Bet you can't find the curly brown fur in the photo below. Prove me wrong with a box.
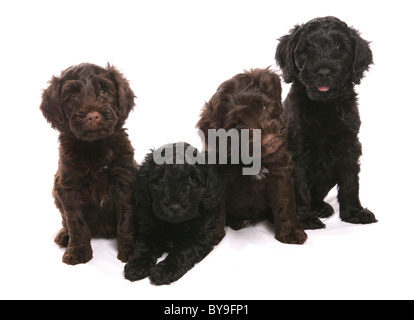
[40,63,138,264]
[197,68,307,245]
[124,143,225,285]
[275,16,377,229]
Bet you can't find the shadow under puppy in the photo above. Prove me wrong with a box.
[197,68,307,245]
[275,16,377,229]
[124,143,225,285]
[40,63,138,264]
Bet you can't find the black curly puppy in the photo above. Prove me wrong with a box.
[124,143,225,285]
[275,16,377,229]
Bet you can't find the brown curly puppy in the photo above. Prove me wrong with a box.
[40,63,138,265]
[197,68,307,245]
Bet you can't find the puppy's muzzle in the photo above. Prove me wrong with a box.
[168,203,182,214]
[86,111,102,129]
[316,68,332,92]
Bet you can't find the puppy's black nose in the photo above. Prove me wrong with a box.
[169,203,182,214]
[86,111,102,125]
[317,68,331,80]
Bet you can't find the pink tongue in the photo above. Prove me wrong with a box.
[318,86,330,92]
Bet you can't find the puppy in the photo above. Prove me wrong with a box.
[124,143,225,285]
[275,16,377,229]
[197,68,307,245]
[40,63,138,264]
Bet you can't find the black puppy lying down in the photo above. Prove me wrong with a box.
[124,143,225,285]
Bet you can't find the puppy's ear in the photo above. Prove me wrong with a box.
[275,25,302,83]
[197,100,217,151]
[106,64,136,125]
[196,92,226,135]
[201,161,225,210]
[349,27,373,84]
[40,76,66,131]
[197,100,212,128]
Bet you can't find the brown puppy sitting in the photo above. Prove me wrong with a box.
[40,63,138,265]
[197,68,307,244]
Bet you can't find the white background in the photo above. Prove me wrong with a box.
[1,0,413,300]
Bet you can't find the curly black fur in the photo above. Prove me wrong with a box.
[275,16,377,229]
[124,143,226,285]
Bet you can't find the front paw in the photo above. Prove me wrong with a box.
[54,228,69,247]
[313,202,334,218]
[62,244,92,265]
[227,218,251,230]
[275,227,308,245]
[124,258,155,282]
[117,245,134,263]
[299,215,326,230]
[150,262,183,286]
[341,208,377,225]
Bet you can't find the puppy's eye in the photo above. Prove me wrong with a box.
[335,45,343,52]
[66,94,76,102]
[101,88,107,94]
[188,176,199,185]
[158,177,165,183]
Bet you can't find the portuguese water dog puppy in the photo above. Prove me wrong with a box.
[124,143,225,285]
[40,63,138,264]
[197,68,307,245]
[275,16,377,229]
